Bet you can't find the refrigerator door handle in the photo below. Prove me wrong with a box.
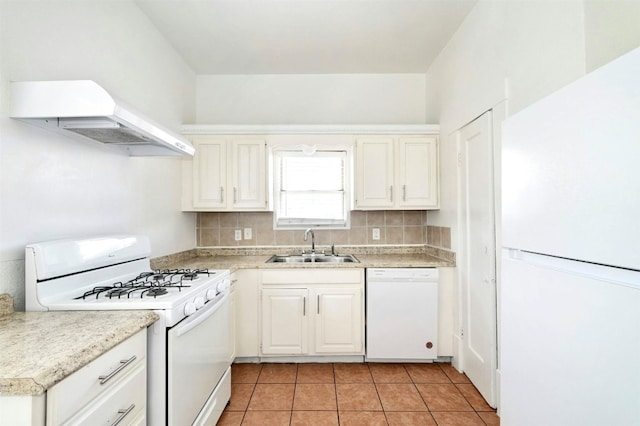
[503,249,640,291]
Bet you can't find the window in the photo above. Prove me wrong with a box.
[273,147,350,229]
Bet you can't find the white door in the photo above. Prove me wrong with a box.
[458,111,497,406]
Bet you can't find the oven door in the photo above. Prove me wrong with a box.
[167,291,231,426]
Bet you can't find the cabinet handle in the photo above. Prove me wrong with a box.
[234,187,237,203]
[98,355,136,385]
[303,297,306,316]
[390,186,393,202]
[112,404,135,426]
[403,185,407,201]
[317,295,320,314]
[220,187,224,203]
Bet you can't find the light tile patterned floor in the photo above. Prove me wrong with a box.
[218,362,500,426]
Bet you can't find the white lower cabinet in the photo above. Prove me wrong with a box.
[314,287,363,354]
[233,269,260,358]
[261,288,309,355]
[0,330,147,426]
[260,269,364,356]
[46,329,147,426]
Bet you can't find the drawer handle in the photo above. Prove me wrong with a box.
[98,355,137,385]
[112,403,135,426]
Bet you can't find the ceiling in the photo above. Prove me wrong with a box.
[135,0,477,74]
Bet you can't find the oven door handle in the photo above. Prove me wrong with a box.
[174,292,229,337]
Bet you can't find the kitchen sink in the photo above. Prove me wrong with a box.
[266,254,359,264]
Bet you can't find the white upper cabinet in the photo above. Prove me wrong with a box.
[231,138,268,209]
[182,135,268,211]
[354,137,395,209]
[355,135,439,210]
[182,125,438,212]
[191,137,227,209]
[397,136,439,208]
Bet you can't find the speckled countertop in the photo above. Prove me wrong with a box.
[0,301,158,396]
[152,245,456,271]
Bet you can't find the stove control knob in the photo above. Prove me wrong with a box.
[194,296,205,309]
[206,288,218,300]
[217,279,230,293]
[184,302,197,316]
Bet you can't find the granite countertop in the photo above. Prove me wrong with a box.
[0,305,159,396]
[152,245,456,271]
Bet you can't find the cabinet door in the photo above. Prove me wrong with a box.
[261,288,309,355]
[355,138,394,209]
[397,137,439,208]
[192,136,227,209]
[313,287,364,354]
[231,138,268,210]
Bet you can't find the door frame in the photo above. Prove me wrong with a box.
[455,100,507,409]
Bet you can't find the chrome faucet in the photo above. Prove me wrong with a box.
[304,228,315,254]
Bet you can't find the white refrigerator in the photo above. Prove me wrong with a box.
[500,47,640,425]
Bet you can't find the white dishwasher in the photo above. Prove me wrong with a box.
[366,268,438,361]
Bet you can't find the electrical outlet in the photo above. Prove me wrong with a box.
[234,230,242,241]
[244,228,252,240]
[372,228,381,240]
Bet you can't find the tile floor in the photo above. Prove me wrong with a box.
[218,362,500,426]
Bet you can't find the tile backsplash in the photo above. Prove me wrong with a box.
[197,211,451,249]
[426,225,452,250]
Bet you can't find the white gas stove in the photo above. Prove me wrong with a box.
[24,235,233,425]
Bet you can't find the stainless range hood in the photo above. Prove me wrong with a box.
[9,80,195,156]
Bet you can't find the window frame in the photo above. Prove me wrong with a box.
[271,144,352,230]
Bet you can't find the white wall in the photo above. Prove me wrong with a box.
[425,0,640,248]
[584,0,640,72]
[196,74,427,124]
[0,1,196,310]
[424,0,588,248]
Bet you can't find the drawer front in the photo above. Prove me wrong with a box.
[47,329,146,425]
[262,269,363,285]
[60,361,146,426]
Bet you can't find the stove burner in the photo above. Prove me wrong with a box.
[73,268,213,301]
[145,287,168,297]
[107,287,133,299]
[182,272,199,280]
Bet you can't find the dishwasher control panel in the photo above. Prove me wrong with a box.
[366,268,439,282]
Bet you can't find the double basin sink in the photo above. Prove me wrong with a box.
[266,253,359,264]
